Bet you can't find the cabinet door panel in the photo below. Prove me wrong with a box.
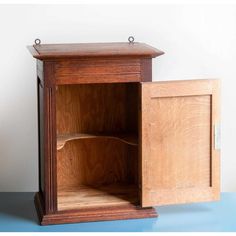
[141,79,220,207]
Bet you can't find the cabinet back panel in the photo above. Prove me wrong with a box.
[57,139,138,188]
[56,83,138,134]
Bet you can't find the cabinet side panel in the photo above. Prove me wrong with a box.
[38,77,44,194]
[140,59,152,82]
[43,62,57,214]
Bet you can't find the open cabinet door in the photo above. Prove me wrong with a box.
[141,79,220,207]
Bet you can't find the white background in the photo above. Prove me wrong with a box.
[0,4,235,192]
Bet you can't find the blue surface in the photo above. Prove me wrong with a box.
[0,192,235,232]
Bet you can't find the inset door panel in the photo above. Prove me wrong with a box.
[141,79,220,207]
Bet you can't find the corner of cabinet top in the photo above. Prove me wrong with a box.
[27,42,164,60]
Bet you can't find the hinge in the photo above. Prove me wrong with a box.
[214,123,221,150]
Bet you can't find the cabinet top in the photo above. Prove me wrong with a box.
[27,42,164,60]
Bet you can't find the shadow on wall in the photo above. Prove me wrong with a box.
[0,193,37,224]
[0,58,38,192]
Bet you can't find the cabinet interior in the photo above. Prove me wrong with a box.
[56,83,139,211]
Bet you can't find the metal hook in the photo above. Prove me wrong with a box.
[34,38,41,45]
[128,36,134,43]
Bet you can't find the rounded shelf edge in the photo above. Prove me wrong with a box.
[57,133,138,151]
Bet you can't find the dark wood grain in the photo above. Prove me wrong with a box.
[29,41,220,226]
[30,41,160,225]
[34,191,45,224]
[28,42,164,60]
[55,58,141,84]
[35,192,157,226]
[37,77,44,195]
[43,62,57,214]
[141,59,152,82]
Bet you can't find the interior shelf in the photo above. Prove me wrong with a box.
[57,133,138,150]
[57,183,138,211]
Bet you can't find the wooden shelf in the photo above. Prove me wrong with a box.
[57,184,138,211]
[57,133,138,150]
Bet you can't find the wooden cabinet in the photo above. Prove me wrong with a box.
[28,42,220,225]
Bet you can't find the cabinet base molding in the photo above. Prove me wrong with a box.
[34,192,158,225]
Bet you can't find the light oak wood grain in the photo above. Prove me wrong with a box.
[57,184,138,211]
[56,83,138,134]
[56,83,139,211]
[57,133,138,150]
[57,138,138,188]
[141,79,220,207]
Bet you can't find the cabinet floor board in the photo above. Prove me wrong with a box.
[58,184,139,211]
